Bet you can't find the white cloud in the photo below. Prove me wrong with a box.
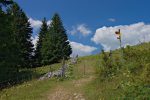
[31,37,97,56]
[70,26,77,35]
[92,22,150,51]
[29,18,42,29]
[108,18,116,22]
[69,24,92,36]
[31,35,39,48]
[29,18,50,48]
[70,41,97,56]
[47,20,52,26]
[77,24,92,36]
[29,18,51,48]
[31,35,97,56]
[29,18,51,30]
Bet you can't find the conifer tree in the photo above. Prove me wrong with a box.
[34,18,48,66]
[0,1,19,81]
[41,13,72,65]
[0,0,13,5]
[8,3,33,67]
[40,29,54,65]
[49,13,72,62]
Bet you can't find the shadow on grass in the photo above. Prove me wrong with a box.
[0,69,44,90]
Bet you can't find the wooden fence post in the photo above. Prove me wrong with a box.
[84,60,86,75]
[62,57,65,77]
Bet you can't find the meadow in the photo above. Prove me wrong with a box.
[0,42,150,100]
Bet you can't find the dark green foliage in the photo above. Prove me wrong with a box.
[123,84,150,99]
[0,1,34,84]
[34,18,48,66]
[65,63,74,79]
[101,50,108,65]
[40,30,55,65]
[100,50,117,78]
[142,63,150,84]
[8,3,33,67]
[0,1,72,87]
[0,0,13,5]
[41,13,72,65]
[49,13,72,60]
[0,1,19,82]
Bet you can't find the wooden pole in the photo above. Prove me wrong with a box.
[118,29,122,48]
[115,29,124,63]
[62,57,65,77]
[84,60,86,75]
[118,29,124,63]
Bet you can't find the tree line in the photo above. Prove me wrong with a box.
[0,0,72,82]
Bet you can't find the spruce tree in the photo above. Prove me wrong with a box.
[8,3,33,67]
[40,29,54,65]
[0,1,19,82]
[0,0,13,5]
[34,18,48,66]
[40,13,72,65]
[48,13,72,63]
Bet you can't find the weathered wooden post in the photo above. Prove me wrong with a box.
[61,57,65,77]
[76,54,78,64]
[109,50,112,68]
[115,29,124,63]
[115,29,122,48]
[83,60,86,75]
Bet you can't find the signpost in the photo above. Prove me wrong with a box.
[115,29,124,63]
[115,29,122,48]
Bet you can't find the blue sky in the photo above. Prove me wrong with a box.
[14,0,150,56]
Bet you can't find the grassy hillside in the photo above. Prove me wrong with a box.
[84,42,150,99]
[0,63,62,100]
[0,55,98,100]
[0,42,149,100]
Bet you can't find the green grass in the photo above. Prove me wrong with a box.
[31,63,62,77]
[0,78,59,100]
[0,42,150,100]
[83,42,150,100]
[20,63,62,81]
[0,56,98,100]
[0,63,62,100]
[74,55,98,78]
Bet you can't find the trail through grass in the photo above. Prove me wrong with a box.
[46,56,97,100]
[0,55,98,100]
[1,43,149,100]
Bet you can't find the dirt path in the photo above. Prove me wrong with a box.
[47,86,85,100]
[47,58,96,100]
[47,76,94,100]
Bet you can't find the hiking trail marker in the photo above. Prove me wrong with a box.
[115,29,122,48]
